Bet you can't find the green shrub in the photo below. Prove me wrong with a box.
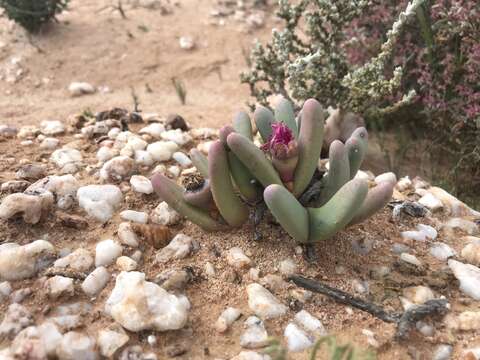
[0,0,69,32]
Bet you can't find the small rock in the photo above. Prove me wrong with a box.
[100,156,135,182]
[54,248,94,272]
[0,124,17,138]
[0,192,53,224]
[247,283,287,319]
[155,268,191,291]
[56,331,97,360]
[16,163,47,180]
[10,322,62,359]
[240,316,269,349]
[396,176,412,192]
[0,281,12,300]
[179,36,195,50]
[77,184,123,223]
[118,222,139,247]
[444,218,479,235]
[259,274,286,293]
[156,234,197,263]
[402,286,435,305]
[40,120,65,135]
[40,137,60,149]
[294,310,326,336]
[227,247,252,269]
[97,325,129,358]
[1,180,30,193]
[0,304,33,339]
[284,323,314,352]
[418,193,443,212]
[81,267,110,297]
[17,125,40,139]
[215,307,242,333]
[204,262,215,277]
[46,276,74,299]
[68,82,96,96]
[51,148,83,173]
[172,152,192,167]
[428,187,480,217]
[97,147,117,163]
[11,288,32,303]
[416,320,434,337]
[461,243,480,266]
[401,224,437,242]
[289,288,313,303]
[391,243,411,254]
[105,271,190,332]
[197,141,214,154]
[151,201,181,226]
[139,123,165,139]
[448,259,480,300]
[429,242,456,261]
[352,279,369,294]
[95,239,123,267]
[116,256,138,271]
[134,150,154,166]
[167,165,181,178]
[166,114,188,131]
[432,344,453,360]
[130,175,153,194]
[0,240,55,281]
[147,141,179,162]
[161,129,192,146]
[120,210,148,224]
[279,258,297,276]
[26,174,79,210]
[400,253,423,267]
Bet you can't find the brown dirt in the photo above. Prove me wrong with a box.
[1,1,479,359]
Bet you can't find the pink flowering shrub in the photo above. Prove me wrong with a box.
[346,0,480,201]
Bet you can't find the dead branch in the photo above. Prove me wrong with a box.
[288,275,449,340]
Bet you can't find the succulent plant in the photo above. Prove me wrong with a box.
[151,97,395,244]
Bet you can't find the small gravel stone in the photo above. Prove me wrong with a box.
[284,323,314,352]
[151,201,181,226]
[118,222,139,247]
[247,283,287,319]
[227,247,252,270]
[432,344,453,360]
[116,256,138,271]
[81,267,110,297]
[105,271,190,332]
[172,152,192,167]
[130,175,153,194]
[429,242,456,261]
[448,259,480,300]
[56,331,97,359]
[278,258,297,276]
[46,276,74,299]
[240,316,269,349]
[54,248,93,272]
[120,210,149,224]
[95,239,123,267]
[156,234,197,263]
[97,326,129,358]
[215,307,242,333]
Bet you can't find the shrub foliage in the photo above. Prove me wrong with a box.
[0,0,69,32]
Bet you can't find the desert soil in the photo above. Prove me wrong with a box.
[0,1,479,359]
